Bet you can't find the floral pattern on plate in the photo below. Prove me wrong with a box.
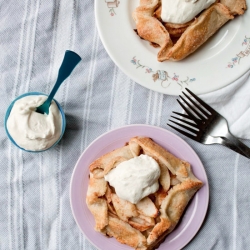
[131,57,196,89]
[227,36,250,68]
[105,0,120,16]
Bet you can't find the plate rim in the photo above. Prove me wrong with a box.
[70,124,210,250]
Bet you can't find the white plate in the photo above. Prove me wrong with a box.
[95,0,250,95]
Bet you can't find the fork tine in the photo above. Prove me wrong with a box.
[177,99,200,122]
[179,95,204,120]
[173,111,192,120]
[182,91,210,117]
[169,119,198,135]
[185,88,216,114]
[167,123,197,140]
[170,115,198,128]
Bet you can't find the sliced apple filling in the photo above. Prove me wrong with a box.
[86,137,203,250]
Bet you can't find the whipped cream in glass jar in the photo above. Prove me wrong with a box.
[5,92,65,152]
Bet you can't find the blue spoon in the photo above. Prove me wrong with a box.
[36,50,81,114]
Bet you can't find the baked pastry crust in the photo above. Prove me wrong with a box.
[133,0,247,61]
[86,137,203,250]
[166,3,233,61]
[221,0,247,14]
[133,0,173,61]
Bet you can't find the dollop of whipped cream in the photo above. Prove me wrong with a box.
[161,0,216,24]
[104,155,161,204]
[7,95,62,151]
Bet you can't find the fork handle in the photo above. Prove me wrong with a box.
[220,137,250,158]
[223,132,250,159]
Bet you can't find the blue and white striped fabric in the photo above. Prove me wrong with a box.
[0,1,250,250]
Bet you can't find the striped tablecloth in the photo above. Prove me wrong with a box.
[1,1,250,249]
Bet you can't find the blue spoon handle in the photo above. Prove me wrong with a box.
[46,50,81,105]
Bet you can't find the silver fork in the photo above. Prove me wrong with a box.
[167,88,250,159]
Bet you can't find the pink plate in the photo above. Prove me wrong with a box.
[70,124,209,250]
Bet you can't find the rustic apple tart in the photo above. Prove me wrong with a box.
[133,0,247,61]
[86,136,203,250]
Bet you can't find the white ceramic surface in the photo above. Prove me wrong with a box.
[95,0,250,95]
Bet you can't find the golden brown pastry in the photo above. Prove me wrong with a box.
[86,137,203,250]
[132,0,173,61]
[133,0,247,61]
[166,3,233,61]
[221,0,247,14]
